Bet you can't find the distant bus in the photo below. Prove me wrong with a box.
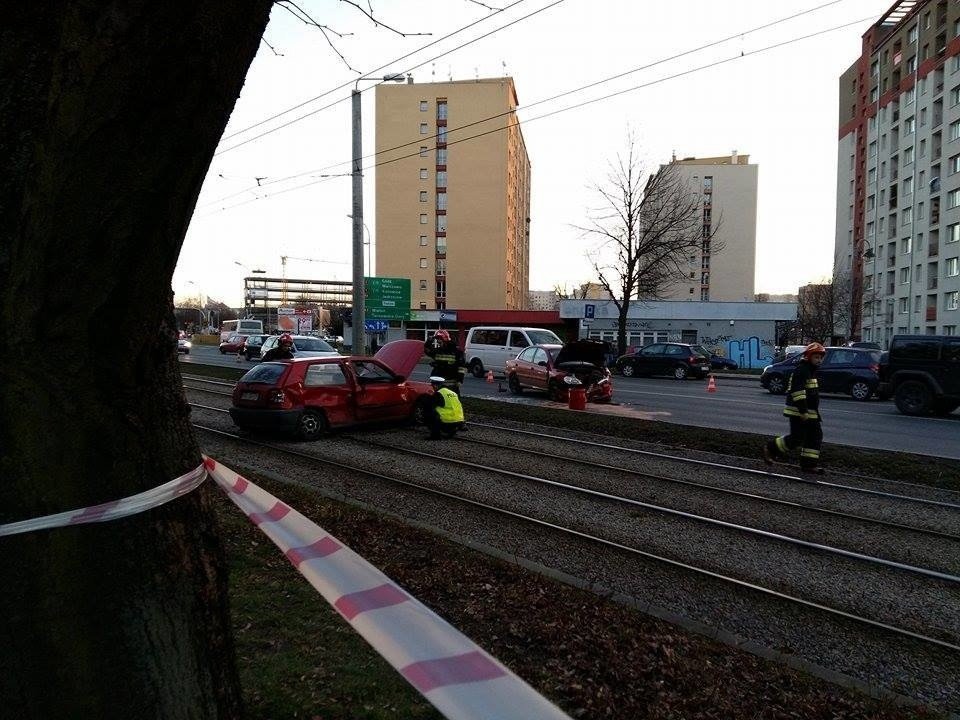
[220,319,264,342]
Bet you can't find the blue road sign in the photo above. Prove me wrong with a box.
[364,320,389,333]
[584,304,595,319]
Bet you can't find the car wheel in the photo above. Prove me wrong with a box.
[508,373,523,395]
[296,410,328,441]
[849,380,873,401]
[547,380,563,402]
[470,360,484,378]
[620,362,635,378]
[673,365,688,380]
[894,381,932,416]
[411,397,432,425]
[932,400,960,416]
[767,374,786,395]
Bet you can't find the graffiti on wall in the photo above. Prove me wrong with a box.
[725,336,775,369]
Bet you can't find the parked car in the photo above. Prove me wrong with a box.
[464,326,563,377]
[849,341,881,350]
[176,332,191,354]
[505,340,613,402]
[241,334,269,361]
[878,335,960,415]
[219,334,247,354]
[229,340,433,440]
[615,343,711,380]
[259,334,339,359]
[693,345,739,370]
[760,347,882,400]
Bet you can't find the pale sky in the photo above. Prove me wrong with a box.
[177,0,892,308]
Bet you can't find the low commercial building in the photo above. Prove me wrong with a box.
[558,299,797,368]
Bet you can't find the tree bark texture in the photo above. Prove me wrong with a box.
[0,2,272,717]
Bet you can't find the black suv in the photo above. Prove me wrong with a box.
[879,335,960,416]
[615,343,711,380]
[760,347,882,401]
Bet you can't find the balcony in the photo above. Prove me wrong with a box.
[926,306,937,321]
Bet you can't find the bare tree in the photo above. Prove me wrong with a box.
[797,263,859,345]
[554,283,589,300]
[577,137,721,355]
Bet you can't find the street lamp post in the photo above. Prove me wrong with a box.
[351,73,405,353]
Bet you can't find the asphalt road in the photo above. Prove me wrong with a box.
[179,345,960,459]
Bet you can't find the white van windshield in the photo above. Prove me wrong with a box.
[526,329,561,345]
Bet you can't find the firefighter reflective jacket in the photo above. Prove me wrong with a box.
[435,387,465,423]
[784,360,820,420]
[429,342,466,383]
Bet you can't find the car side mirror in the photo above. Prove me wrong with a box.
[394,375,406,383]
[537,361,547,367]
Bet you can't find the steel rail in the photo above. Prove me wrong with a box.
[452,436,960,542]
[466,422,960,511]
[190,420,960,654]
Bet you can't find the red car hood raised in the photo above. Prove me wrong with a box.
[374,339,425,378]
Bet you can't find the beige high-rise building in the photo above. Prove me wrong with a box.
[375,77,531,310]
[661,153,758,302]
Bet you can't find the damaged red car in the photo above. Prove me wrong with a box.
[505,340,613,402]
[229,340,434,440]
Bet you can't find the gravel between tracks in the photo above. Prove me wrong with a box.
[188,396,960,711]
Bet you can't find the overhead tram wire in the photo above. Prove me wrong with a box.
[211,0,565,159]
[219,0,527,143]
[203,0,850,206]
[198,13,873,218]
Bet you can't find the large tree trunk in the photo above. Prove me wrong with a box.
[0,2,272,717]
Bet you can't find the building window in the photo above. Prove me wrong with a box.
[951,120,960,141]
[949,189,960,209]
[419,100,428,112]
[902,207,913,225]
[420,168,428,180]
[903,176,913,195]
[945,291,958,311]
[868,194,876,210]
[902,236,913,255]
[436,215,447,232]
[436,192,447,210]
[868,167,877,184]
[898,267,908,286]
[436,259,446,276]
[420,146,428,157]
[420,279,427,290]
[869,140,878,157]
[946,325,957,334]
[436,171,447,188]
[871,59,879,76]
[899,297,909,313]
[908,24,918,43]
[419,123,428,135]
[870,86,879,103]
[436,236,446,253]
[436,148,447,165]
[949,224,960,243]
[437,126,448,143]
[904,116,916,134]
[947,257,959,276]
[419,214,427,224]
[906,56,917,75]
[919,202,925,219]
[437,101,447,120]
[904,146,915,164]
[419,235,428,246]
[420,302,427,310]
[419,191,428,202]
[703,176,713,190]
[419,258,428,269]
[905,86,916,105]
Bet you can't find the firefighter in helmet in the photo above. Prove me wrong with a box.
[262,333,295,362]
[764,342,826,474]
[424,329,466,394]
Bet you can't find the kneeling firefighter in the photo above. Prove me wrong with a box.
[426,375,464,440]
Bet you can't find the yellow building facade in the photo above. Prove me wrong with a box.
[375,78,531,310]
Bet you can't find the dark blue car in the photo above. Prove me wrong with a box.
[694,346,739,370]
[759,347,882,401]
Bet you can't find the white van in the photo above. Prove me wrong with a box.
[464,326,563,377]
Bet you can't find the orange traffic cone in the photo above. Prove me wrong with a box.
[485,370,495,383]
[707,375,717,393]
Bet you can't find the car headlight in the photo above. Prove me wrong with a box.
[184,341,192,348]
[562,375,582,386]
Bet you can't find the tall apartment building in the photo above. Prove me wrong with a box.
[661,154,758,302]
[836,0,960,345]
[375,78,531,310]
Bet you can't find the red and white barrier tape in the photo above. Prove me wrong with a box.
[0,463,207,537]
[204,456,571,720]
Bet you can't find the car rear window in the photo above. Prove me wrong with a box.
[294,337,335,352]
[240,363,288,385]
[891,339,941,360]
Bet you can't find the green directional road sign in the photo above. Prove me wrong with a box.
[364,277,411,320]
